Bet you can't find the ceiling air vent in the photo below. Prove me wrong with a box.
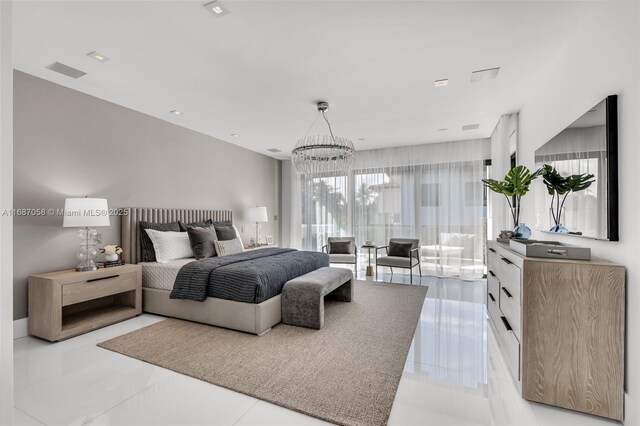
[267,148,282,153]
[46,62,86,79]
[462,124,480,131]
[470,67,500,83]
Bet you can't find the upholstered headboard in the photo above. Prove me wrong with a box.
[120,208,233,264]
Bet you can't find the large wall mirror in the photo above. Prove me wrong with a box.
[534,95,618,241]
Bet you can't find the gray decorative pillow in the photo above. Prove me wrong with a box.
[329,241,351,254]
[179,219,214,232]
[214,222,237,241]
[214,238,244,257]
[212,220,232,227]
[186,225,218,259]
[388,242,413,258]
[139,221,181,262]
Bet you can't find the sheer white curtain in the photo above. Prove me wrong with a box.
[300,174,349,252]
[353,139,489,279]
[289,138,490,279]
[288,164,303,249]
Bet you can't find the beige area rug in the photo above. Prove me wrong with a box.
[98,281,428,426]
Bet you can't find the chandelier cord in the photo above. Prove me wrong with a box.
[303,112,321,139]
[322,110,336,142]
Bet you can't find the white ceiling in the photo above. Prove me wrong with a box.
[14,1,592,159]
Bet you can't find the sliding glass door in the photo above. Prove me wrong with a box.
[297,159,487,279]
[300,175,349,252]
[354,171,415,248]
[416,162,486,278]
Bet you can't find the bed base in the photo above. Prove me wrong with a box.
[142,287,281,335]
[121,208,282,335]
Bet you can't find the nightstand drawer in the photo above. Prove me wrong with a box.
[62,272,137,306]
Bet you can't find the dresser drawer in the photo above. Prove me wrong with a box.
[499,258,521,299]
[495,314,520,383]
[487,285,501,327]
[499,283,521,340]
[62,272,137,306]
[487,271,500,301]
[487,247,501,276]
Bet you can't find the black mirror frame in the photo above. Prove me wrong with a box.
[606,94,619,241]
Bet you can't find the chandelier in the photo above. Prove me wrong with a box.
[291,101,355,176]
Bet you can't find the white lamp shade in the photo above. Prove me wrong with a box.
[247,206,268,223]
[63,198,111,227]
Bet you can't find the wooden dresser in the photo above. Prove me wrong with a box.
[486,240,625,420]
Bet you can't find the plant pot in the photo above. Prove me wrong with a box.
[549,224,569,233]
[512,223,532,240]
[104,253,119,262]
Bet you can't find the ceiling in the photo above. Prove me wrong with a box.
[13,1,592,159]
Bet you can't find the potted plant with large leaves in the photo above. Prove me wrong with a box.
[482,165,542,239]
[541,164,595,233]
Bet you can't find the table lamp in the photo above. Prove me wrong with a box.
[63,197,110,271]
[247,206,268,246]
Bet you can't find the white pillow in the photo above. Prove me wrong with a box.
[144,229,193,262]
[232,225,242,240]
[214,238,245,257]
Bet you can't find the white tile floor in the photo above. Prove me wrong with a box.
[13,272,622,426]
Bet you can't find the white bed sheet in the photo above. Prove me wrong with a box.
[139,258,195,291]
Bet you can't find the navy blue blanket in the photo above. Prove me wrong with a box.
[170,248,329,303]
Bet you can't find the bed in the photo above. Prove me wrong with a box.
[121,208,329,334]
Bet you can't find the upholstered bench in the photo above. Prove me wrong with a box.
[281,267,353,330]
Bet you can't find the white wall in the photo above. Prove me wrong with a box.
[514,2,640,422]
[489,113,518,236]
[0,1,13,423]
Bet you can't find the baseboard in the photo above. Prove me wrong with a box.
[13,318,28,339]
[624,392,636,425]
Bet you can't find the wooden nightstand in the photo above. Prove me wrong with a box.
[28,264,142,341]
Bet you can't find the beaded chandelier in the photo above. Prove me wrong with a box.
[291,101,355,176]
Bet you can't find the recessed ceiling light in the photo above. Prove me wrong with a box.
[203,0,230,17]
[434,79,449,87]
[86,51,109,62]
[462,124,480,131]
[438,128,448,131]
[170,110,182,115]
[470,67,500,83]
[267,148,282,153]
[356,138,366,141]
[231,133,239,137]
[46,62,86,79]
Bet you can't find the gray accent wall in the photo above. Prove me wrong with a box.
[13,71,281,320]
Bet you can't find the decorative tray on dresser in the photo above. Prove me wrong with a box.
[486,240,625,421]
